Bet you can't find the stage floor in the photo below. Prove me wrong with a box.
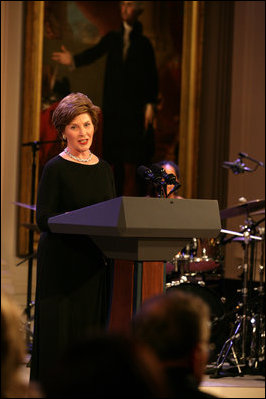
[20,356,264,398]
[199,362,265,398]
[200,374,265,398]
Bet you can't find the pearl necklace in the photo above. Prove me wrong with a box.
[64,148,92,163]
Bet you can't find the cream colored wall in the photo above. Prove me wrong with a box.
[224,1,265,280]
[1,1,36,312]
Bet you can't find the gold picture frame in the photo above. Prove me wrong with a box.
[17,1,204,256]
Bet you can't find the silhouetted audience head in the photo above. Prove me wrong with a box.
[41,331,171,397]
[131,290,211,386]
[1,293,42,398]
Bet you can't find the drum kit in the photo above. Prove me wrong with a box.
[166,198,265,376]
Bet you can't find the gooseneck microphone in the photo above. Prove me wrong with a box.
[137,164,182,197]
[150,164,177,185]
[137,165,161,184]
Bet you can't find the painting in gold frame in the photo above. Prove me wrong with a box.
[17,1,204,256]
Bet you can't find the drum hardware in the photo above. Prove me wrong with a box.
[210,306,265,377]
[165,275,206,289]
[220,228,262,244]
[166,220,264,373]
[215,155,265,374]
[211,313,243,377]
[210,224,265,377]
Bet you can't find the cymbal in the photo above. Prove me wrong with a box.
[250,209,265,216]
[220,199,265,219]
[13,201,36,211]
[21,223,40,232]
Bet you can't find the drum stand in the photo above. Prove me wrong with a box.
[210,227,265,378]
[213,312,243,376]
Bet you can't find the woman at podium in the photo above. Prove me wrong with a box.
[30,93,116,383]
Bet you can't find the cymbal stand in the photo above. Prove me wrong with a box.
[210,229,263,377]
[252,228,265,369]
[241,219,265,370]
[258,228,265,299]
[241,230,250,362]
[243,216,264,283]
[211,232,250,378]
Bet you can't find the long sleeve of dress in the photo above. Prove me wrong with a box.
[36,158,61,232]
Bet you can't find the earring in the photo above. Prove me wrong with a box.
[62,134,66,140]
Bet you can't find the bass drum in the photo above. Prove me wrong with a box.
[167,282,228,362]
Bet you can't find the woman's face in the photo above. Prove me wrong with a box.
[63,113,94,155]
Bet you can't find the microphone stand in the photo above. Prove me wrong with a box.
[156,182,167,198]
[19,140,59,353]
[21,141,38,353]
[167,182,181,198]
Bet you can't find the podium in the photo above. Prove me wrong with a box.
[48,197,221,328]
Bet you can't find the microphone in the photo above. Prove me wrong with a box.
[137,165,161,184]
[238,152,265,168]
[150,164,181,197]
[222,159,253,174]
[150,164,177,185]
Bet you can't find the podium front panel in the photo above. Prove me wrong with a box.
[91,236,189,261]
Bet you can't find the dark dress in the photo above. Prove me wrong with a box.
[74,21,158,164]
[30,156,116,382]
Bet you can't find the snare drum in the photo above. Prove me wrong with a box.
[171,238,221,275]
